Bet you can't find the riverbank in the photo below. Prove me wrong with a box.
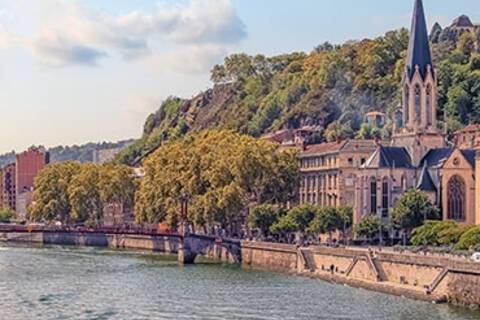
[1,231,479,309]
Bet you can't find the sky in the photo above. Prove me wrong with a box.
[0,0,478,154]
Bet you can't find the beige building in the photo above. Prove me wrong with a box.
[298,140,377,207]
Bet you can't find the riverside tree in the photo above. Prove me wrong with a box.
[355,216,381,243]
[29,162,137,225]
[134,130,298,235]
[390,190,440,244]
[248,205,286,239]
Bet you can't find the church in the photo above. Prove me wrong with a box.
[297,0,480,227]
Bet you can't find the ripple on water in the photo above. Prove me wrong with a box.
[0,244,479,320]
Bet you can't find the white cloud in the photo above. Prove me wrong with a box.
[19,0,246,68]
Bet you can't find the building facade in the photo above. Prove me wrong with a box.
[0,147,49,220]
[298,0,480,229]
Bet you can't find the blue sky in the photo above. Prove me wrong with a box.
[0,0,478,153]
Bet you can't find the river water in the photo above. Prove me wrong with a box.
[0,244,478,320]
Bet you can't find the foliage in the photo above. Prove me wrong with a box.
[324,121,353,142]
[355,216,380,240]
[411,220,458,246]
[0,207,14,223]
[29,161,82,223]
[248,205,286,238]
[455,227,480,251]
[28,162,137,225]
[307,207,341,235]
[270,204,317,235]
[390,190,440,234]
[135,130,298,234]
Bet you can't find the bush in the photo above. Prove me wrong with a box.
[0,208,14,223]
[411,220,458,246]
[455,227,480,251]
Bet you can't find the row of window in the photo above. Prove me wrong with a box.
[300,193,339,207]
[300,155,338,169]
[301,174,339,192]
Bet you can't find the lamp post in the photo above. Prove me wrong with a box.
[179,191,190,236]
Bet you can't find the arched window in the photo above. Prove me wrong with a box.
[404,85,410,124]
[447,175,466,221]
[370,177,377,215]
[381,177,389,218]
[426,85,433,126]
[414,84,421,122]
[401,175,407,191]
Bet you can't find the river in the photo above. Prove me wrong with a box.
[0,244,478,320]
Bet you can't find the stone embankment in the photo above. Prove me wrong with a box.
[1,231,480,309]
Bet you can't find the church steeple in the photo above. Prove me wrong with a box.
[392,0,446,167]
[406,0,433,80]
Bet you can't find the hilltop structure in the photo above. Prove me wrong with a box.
[298,0,480,230]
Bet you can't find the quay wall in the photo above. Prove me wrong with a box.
[2,231,480,308]
[240,241,480,308]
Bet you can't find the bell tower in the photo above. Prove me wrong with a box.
[392,0,446,166]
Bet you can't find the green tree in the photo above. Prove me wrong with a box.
[135,130,298,235]
[324,121,353,142]
[391,190,440,244]
[248,205,285,239]
[355,216,380,242]
[308,207,341,242]
[356,123,381,140]
[0,207,14,223]
[271,204,316,240]
[29,161,81,224]
[68,164,103,226]
[411,220,458,246]
[455,227,480,251]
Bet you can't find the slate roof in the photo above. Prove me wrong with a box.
[452,15,474,28]
[417,163,436,192]
[406,0,433,80]
[364,146,413,169]
[460,149,476,168]
[421,148,453,167]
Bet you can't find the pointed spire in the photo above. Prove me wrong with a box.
[406,0,433,80]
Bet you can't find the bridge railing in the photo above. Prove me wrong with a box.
[0,224,181,238]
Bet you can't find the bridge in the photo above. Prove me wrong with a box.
[0,224,242,265]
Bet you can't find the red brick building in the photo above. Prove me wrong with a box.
[15,148,49,220]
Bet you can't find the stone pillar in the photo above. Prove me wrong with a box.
[178,235,197,264]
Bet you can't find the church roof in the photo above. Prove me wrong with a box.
[417,163,436,192]
[460,149,476,168]
[421,148,453,168]
[364,146,413,169]
[452,15,474,28]
[406,0,433,80]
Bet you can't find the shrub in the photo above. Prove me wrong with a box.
[455,227,480,251]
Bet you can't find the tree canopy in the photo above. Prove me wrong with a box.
[134,130,299,235]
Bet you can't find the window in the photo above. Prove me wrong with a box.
[404,85,410,124]
[381,178,389,218]
[370,177,377,214]
[414,84,421,122]
[401,175,407,191]
[448,176,466,221]
[361,158,366,165]
[426,85,433,126]
[348,158,354,166]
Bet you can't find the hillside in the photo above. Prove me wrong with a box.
[113,21,480,165]
[0,140,133,168]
